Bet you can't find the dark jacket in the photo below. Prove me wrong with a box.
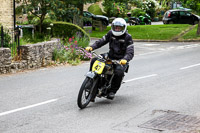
[91,30,134,62]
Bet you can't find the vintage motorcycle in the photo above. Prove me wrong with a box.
[127,13,151,25]
[77,51,127,109]
[137,14,151,25]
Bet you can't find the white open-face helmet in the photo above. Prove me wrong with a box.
[111,18,127,36]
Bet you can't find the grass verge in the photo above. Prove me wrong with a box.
[180,24,200,40]
[87,24,193,41]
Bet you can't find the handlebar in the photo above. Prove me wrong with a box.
[91,51,121,65]
[91,51,106,62]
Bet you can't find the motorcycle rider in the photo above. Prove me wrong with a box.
[86,18,134,99]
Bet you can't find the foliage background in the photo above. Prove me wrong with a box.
[88,4,104,15]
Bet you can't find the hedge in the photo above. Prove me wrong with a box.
[88,4,104,15]
[0,24,11,48]
[52,22,90,41]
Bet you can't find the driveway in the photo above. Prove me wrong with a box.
[151,21,163,25]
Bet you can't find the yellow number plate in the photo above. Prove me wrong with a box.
[92,60,105,74]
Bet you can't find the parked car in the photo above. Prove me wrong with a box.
[162,9,200,25]
[83,11,109,26]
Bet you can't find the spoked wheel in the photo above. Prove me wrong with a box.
[77,77,98,109]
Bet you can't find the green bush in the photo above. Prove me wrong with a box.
[20,21,90,47]
[27,14,40,25]
[52,22,90,42]
[52,48,69,63]
[27,14,53,25]
[141,0,157,19]
[21,32,51,44]
[0,25,11,48]
[88,4,104,15]
[52,36,92,65]
[131,8,146,17]
[16,5,23,15]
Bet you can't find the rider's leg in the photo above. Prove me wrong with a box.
[110,64,125,93]
[107,64,126,99]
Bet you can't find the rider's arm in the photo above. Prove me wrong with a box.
[123,35,134,62]
[90,31,111,50]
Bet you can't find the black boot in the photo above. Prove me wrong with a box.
[107,92,115,100]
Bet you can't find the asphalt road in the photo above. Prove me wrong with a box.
[0,41,200,133]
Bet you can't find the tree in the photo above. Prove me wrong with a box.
[69,0,98,27]
[49,1,78,22]
[103,0,135,17]
[22,0,55,33]
[129,0,143,8]
[196,2,200,35]
[157,0,171,8]
[50,0,98,28]
[180,0,200,14]
[179,0,200,35]
[141,0,157,18]
[17,0,98,31]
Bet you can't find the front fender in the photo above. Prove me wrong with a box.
[85,71,96,79]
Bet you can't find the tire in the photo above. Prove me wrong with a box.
[146,21,151,25]
[131,20,136,26]
[77,77,98,109]
[102,21,107,26]
[194,20,199,25]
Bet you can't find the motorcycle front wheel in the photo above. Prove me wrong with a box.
[77,77,98,109]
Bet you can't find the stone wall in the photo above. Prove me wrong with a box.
[0,0,14,31]
[0,48,12,74]
[0,40,60,74]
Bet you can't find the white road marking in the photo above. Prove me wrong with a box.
[135,51,162,56]
[123,74,158,83]
[144,44,160,46]
[180,63,200,70]
[177,44,200,50]
[0,99,58,117]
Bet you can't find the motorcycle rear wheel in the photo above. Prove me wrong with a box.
[77,77,98,109]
